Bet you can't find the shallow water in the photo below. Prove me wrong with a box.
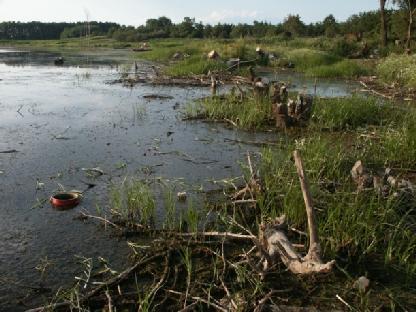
[0,48,356,310]
[259,70,359,97]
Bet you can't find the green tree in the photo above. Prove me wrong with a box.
[394,0,416,49]
[283,14,306,36]
[323,14,337,37]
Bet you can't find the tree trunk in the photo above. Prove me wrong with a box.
[406,6,414,49]
[380,0,388,47]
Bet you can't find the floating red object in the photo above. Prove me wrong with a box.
[50,192,80,210]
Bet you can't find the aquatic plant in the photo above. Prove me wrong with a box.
[110,179,155,226]
[305,59,371,78]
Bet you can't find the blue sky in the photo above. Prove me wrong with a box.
[0,0,384,25]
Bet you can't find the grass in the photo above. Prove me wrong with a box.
[377,53,416,89]
[187,93,273,130]
[136,38,363,78]
[305,59,371,78]
[284,48,340,70]
[164,56,226,76]
[311,96,393,130]
[110,179,155,226]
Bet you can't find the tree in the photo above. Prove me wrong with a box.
[380,0,388,47]
[283,15,306,36]
[394,0,416,49]
[323,14,337,37]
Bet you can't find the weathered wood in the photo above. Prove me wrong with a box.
[262,150,335,275]
[293,150,320,262]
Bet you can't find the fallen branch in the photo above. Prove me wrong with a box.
[177,231,255,241]
[78,211,122,230]
[262,150,335,275]
[224,138,282,147]
[359,81,393,99]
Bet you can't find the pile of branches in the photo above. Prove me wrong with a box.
[27,151,334,312]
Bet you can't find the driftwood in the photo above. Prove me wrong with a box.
[262,150,335,275]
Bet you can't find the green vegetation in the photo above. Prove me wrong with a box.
[165,56,226,76]
[311,96,391,130]
[188,93,272,130]
[305,59,371,78]
[377,53,416,89]
[110,179,155,226]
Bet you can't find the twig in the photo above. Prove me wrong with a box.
[359,81,393,99]
[224,138,281,147]
[177,231,255,241]
[105,291,113,312]
[78,211,121,230]
[26,251,168,312]
[336,294,354,311]
[220,278,238,311]
[224,118,237,127]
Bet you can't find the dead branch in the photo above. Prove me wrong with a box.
[177,231,255,241]
[261,150,335,275]
[359,80,393,99]
[78,211,122,230]
[293,150,320,262]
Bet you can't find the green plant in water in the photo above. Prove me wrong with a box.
[110,179,155,226]
[163,188,177,230]
[185,198,199,234]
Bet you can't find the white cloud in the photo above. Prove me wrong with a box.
[202,9,259,23]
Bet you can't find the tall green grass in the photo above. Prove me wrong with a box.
[110,179,155,225]
[305,59,370,78]
[165,56,226,76]
[377,54,416,89]
[311,96,393,130]
[285,48,340,70]
[188,93,273,130]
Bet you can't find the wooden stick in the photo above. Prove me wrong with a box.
[262,150,335,275]
[293,150,320,262]
[177,231,255,241]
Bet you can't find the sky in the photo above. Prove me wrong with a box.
[0,0,384,26]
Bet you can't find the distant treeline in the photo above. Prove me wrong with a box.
[0,9,411,43]
[0,21,118,40]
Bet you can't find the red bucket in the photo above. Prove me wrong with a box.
[50,192,81,210]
